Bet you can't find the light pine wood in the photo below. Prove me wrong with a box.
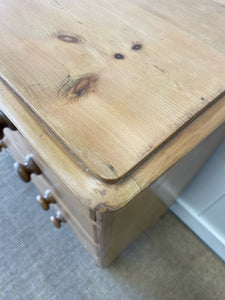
[132,96,225,191]
[1,0,225,267]
[96,189,167,267]
[1,86,225,267]
[151,121,225,206]
[3,128,99,243]
[0,78,140,211]
[134,0,225,54]
[212,0,225,5]
[1,79,225,211]
[3,121,225,267]
[1,0,225,181]
[3,127,101,262]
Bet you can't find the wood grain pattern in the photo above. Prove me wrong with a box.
[96,188,167,267]
[151,121,225,207]
[3,127,99,243]
[1,0,225,181]
[1,80,225,266]
[134,0,225,54]
[1,78,225,211]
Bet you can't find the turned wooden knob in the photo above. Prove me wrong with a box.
[14,154,41,182]
[0,110,17,139]
[36,190,56,210]
[50,211,66,229]
[0,140,6,152]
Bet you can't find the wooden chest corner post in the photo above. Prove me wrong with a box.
[93,119,225,267]
[94,188,167,267]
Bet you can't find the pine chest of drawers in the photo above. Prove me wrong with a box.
[0,0,225,267]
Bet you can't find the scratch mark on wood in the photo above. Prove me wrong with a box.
[58,74,98,99]
[107,164,118,176]
[57,75,71,96]
[94,189,107,196]
[139,145,153,159]
[95,202,119,213]
[153,65,165,73]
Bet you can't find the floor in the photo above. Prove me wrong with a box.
[0,151,225,300]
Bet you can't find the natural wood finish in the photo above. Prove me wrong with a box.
[1,0,225,267]
[3,128,101,260]
[96,122,225,266]
[50,203,100,262]
[1,79,225,211]
[135,0,225,54]
[5,112,224,266]
[36,190,56,211]
[151,121,225,206]
[132,96,225,192]
[3,128,99,244]
[96,188,167,267]
[0,80,139,211]
[1,0,225,181]
[14,154,42,183]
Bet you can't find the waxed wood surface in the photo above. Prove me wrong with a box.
[1,78,225,210]
[1,0,225,182]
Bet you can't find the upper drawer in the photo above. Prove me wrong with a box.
[1,121,98,244]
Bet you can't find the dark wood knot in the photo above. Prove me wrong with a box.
[132,44,142,50]
[68,74,98,98]
[114,53,124,59]
[57,34,80,43]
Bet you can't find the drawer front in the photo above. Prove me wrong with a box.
[50,203,100,261]
[2,125,99,250]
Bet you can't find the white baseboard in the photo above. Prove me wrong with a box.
[171,202,225,261]
[170,139,225,262]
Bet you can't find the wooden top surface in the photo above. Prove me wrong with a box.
[1,0,225,182]
[1,78,225,210]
